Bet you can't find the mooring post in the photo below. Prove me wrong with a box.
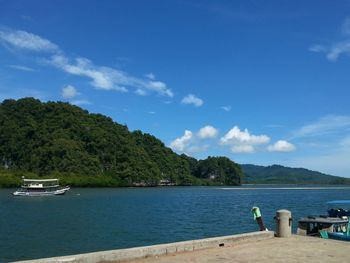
[251,206,268,231]
[275,209,292,237]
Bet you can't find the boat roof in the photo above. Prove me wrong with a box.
[299,216,348,224]
[327,200,350,205]
[23,179,59,182]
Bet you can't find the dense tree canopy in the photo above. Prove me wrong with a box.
[181,155,242,185]
[0,98,243,187]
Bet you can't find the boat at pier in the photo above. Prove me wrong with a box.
[297,200,350,241]
[13,178,70,196]
[297,216,348,236]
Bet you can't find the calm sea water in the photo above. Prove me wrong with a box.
[1,185,350,262]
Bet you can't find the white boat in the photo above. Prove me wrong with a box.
[13,178,70,196]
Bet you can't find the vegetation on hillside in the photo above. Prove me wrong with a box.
[0,98,242,187]
[182,155,243,185]
[1,98,347,188]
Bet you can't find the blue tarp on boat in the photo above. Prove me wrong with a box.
[328,232,350,241]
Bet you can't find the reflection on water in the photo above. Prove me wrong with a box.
[1,185,350,262]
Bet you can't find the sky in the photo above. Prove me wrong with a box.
[1,1,350,177]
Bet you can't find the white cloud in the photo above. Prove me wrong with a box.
[220,126,270,145]
[62,85,79,99]
[48,55,174,97]
[327,41,350,61]
[341,17,350,36]
[169,125,218,153]
[198,125,218,139]
[135,89,147,96]
[147,80,173,97]
[0,29,59,52]
[310,18,350,61]
[221,105,231,112]
[220,126,270,154]
[145,73,155,80]
[181,94,203,107]
[231,145,255,153]
[268,140,296,152]
[0,28,174,99]
[309,44,327,53]
[49,55,128,92]
[293,115,350,138]
[7,65,35,72]
[169,130,193,152]
[170,125,275,155]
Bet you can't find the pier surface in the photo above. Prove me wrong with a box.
[14,232,348,263]
[124,235,348,263]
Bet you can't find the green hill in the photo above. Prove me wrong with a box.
[2,98,348,188]
[241,164,350,184]
[0,98,242,187]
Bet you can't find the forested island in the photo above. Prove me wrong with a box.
[1,98,349,188]
[0,98,242,187]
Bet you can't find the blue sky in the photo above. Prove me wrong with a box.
[1,1,350,177]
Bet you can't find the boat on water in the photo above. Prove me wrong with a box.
[297,216,348,236]
[297,200,350,241]
[13,178,70,196]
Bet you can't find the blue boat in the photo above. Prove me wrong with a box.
[327,232,350,241]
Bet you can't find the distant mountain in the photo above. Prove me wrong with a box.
[241,164,350,184]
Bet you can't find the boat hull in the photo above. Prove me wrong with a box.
[328,232,350,241]
[13,187,70,196]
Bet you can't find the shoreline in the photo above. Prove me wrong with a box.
[2,183,350,189]
[220,186,350,190]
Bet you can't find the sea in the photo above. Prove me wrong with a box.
[1,185,350,262]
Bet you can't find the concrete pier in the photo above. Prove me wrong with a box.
[126,235,349,263]
[13,232,348,263]
[13,231,273,263]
